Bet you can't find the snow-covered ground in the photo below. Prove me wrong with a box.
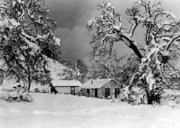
[0,93,180,128]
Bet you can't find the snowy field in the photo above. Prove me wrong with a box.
[0,93,180,128]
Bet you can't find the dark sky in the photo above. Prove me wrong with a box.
[45,0,180,66]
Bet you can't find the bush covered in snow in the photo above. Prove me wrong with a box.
[0,85,32,102]
[161,89,180,106]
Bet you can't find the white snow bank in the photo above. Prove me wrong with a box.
[0,93,180,128]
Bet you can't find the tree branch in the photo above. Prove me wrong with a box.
[167,35,180,50]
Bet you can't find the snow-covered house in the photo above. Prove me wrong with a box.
[80,79,120,99]
[51,80,82,95]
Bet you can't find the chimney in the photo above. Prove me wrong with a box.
[91,79,93,85]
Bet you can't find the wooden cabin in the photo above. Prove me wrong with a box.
[51,80,82,95]
[80,79,120,99]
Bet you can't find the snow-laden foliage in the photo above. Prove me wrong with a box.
[89,51,125,80]
[87,0,180,104]
[55,59,88,83]
[0,0,61,90]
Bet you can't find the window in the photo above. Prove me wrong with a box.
[71,87,75,95]
[105,88,110,98]
[87,89,90,94]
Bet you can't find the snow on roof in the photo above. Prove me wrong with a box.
[51,80,82,87]
[80,79,113,89]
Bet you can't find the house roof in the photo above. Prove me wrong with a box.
[51,80,82,87]
[80,79,114,89]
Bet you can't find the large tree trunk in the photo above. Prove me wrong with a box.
[27,74,31,92]
[121,35,143,59]
[141,80,154,104]
[144,87,153,104]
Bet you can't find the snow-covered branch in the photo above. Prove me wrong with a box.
[88,0,180,104]
[0,0,62,90]
[87,2,142,59]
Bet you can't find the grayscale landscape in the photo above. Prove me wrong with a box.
[1,0,180,128]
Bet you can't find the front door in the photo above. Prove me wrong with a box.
[115,88,120,98]
[95,89,98,98]
[71,87,75,95]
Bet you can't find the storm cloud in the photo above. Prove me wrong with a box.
[46,0,97,28]
[45,0,180,63]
